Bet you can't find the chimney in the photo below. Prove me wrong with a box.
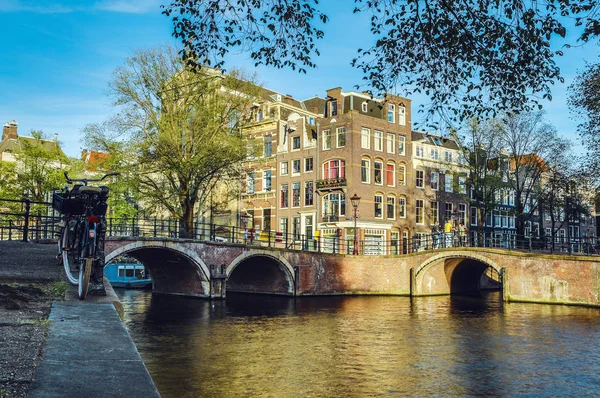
[2,120,18,141]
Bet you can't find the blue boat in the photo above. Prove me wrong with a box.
[104,259,152,289]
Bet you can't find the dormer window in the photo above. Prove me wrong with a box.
[330,100,338,117]
[362,102,368,112]
[387,104,395,123]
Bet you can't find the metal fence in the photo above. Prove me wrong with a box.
[1,197,598,256]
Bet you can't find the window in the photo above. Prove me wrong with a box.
[293,216,301,239]
[374,161,383,185]
[375,194,383,218]
[292,159,301,175]
[387,103,395,123]
[322,130,331,150]
[330,100,338,116]
[256,109,263,122]
[431,201,439,224]
[292,136,301,150]
[445,173,453,192]
[280,184,289,208]
[416,200,424,224]
[387,196,396,219]
[398,164,406,186]
[458,203,467,225]
[399,197,406,218]
[430,148,439,160]
[246,172,255,194]
[304,181,313,206]
[322,159,346,179]
[444,151,453,163]
[361,128,371,149]
[398,105,406,126]
[458,176,466,194]
[280,218,288,234]
[445,203,453,222]
[545,227,552,237]
[398,135,406,155]
[304,157,313,172]
[416,170,424,188]
[362,102,368,112]
[281,161,288,176]
[264,170,271,191]
[337,127,346,148]
[264,135,272,157]
[386,133,395,153]
[322,193,346,217]
[361,159,371,183]
[430,172,439,190]
[374,130,383,151]
[263,208,271,230]
[416,145,424,157]
[292,182,301,207]
[471,207,478,226]
[386,163,395,186]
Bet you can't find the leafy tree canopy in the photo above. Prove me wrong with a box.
[162,0,600,125]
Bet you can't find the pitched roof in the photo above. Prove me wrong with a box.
[81,149,110,172]
[411,131,460,150]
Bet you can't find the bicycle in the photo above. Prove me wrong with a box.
[53,171,119,299]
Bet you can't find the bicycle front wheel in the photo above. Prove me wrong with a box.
[78,257,92,300]
[61,225,79,285]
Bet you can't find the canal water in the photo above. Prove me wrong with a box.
[117,290,600,397]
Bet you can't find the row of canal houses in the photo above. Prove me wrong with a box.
[235,86,597,254]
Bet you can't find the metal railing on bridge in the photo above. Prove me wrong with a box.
[1,197,598,257]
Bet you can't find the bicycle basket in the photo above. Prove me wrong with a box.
[52,192,86,215]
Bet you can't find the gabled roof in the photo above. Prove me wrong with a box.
[0,136,66,159]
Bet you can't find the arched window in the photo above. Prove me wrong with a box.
[387,195,396,220]
[398,163,406,186]
[322,159,345,179]
[361,158,371,183]
[398,196,407,218]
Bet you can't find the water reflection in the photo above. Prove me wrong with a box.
[117,290,600,397]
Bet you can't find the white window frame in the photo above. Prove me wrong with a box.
[386,132,395,154]
[292,159,301,176]
[386,163,396,187]
[445,173,453,192]
[322,129,331,150]
[398,164,406,186]
[399,197,407,218]
[416,199,424,225]
[361,102,368,112]
[387,196,396,220]
[361,159,371,184]
[398,105,406,126]
[430,171,439,191]
[304,157,313,172]
[361,128,370,149]
[374,130,383,151]
[398,135,406,155]
[388,104,396,123]
[374,194,384,219]
[374,161,383,185]
[416,169,424,188]
[280,161,289,176]
[336,127,346,148]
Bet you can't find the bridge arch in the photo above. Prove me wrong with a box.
[226,251,295,295]
[413,251,502,296]
[105,241,211,297]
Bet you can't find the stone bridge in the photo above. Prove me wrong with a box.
[104,237,600,307]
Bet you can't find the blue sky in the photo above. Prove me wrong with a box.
[0,0,598,158]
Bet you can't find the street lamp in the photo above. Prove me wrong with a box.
[350,193,361,255]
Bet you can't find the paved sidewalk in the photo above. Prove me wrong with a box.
[28,302,160,398]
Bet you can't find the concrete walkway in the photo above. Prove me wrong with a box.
[0,241,159,397]
[28,301,160,398]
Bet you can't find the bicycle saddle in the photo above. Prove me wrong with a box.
[79,186,103,194]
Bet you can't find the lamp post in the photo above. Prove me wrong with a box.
[351,193,361,255]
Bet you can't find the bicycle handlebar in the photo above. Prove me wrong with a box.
[64,171,120,185]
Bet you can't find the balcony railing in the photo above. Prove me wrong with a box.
[316,178,347,190]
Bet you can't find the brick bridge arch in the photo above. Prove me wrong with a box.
[412,251,503,296]
[105,240,211,297]
[227,251,295,295]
